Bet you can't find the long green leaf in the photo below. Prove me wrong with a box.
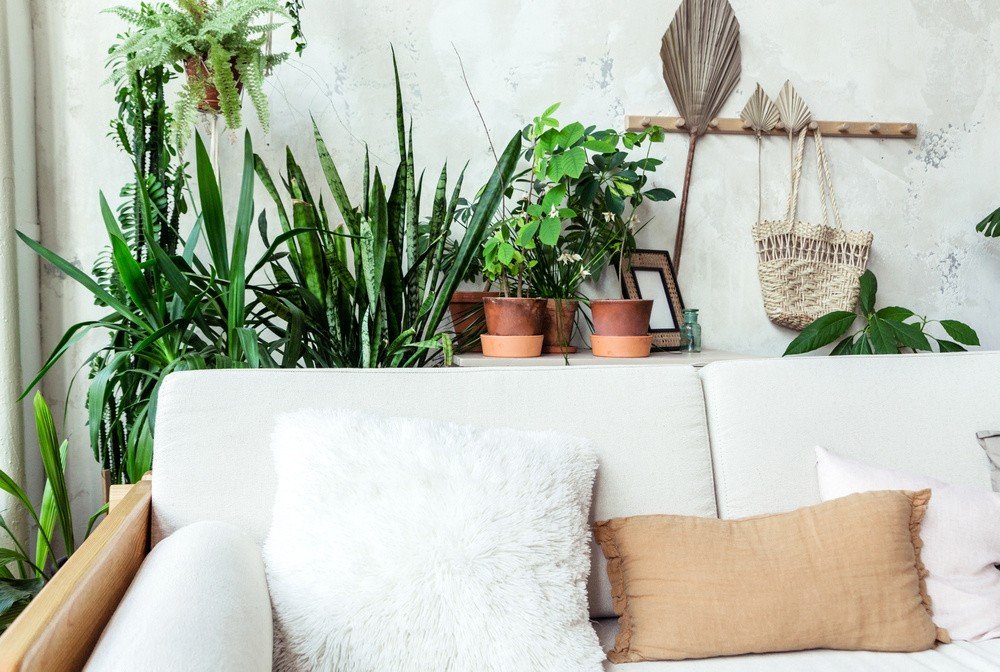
[194,132,230,278]
[34,393,74,555]
[34,439,68,575]
[227,132,256,360]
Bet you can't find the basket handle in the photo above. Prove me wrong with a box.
[784,127,810,226]
[814,130,845,230]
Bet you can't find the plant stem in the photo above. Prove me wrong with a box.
[673,133,698,271]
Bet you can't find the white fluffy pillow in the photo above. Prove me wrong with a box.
[264,409,604,672]
[815,446,1000,641]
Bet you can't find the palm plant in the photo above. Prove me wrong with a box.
[106,0,293,149]
[19,131,281,483]
[0,394,78,633]
[253,55,521,367]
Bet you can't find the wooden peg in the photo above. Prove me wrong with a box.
[900,123,914,135]
[808,121,819,131]
[674,117,687,129]
[741,119,752,130]
[868,123,881,134]
[837,123,850,133]
[775,121,786,131]
[708,118,720,129]
[640,116,652,128]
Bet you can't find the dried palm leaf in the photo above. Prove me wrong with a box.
[741,84,779,224]
[775,80,811,134]
[775,80,812,179]
[660,0,742,269]
[740,83,780,134]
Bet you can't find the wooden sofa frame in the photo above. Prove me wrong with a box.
[0,478,151,672]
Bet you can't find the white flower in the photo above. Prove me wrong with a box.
[602,211,615,223]
[580,269,592,278]
[549,206,559,218]
[557,252,583,264]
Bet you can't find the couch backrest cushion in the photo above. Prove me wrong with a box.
[152,366,717,619]
[700,352,999,519]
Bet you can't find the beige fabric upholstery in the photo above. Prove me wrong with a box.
[700,353,998,518]
[595,620,1000,671]
[595,491,941,663]
[152,366,717,619]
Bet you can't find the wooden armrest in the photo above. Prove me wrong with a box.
[0,479,152,672]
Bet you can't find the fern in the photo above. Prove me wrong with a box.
[105,0,294,147]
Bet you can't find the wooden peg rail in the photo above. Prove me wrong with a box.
[625,115,918,139]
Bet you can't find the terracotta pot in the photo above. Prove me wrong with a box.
[185,56,243,113]
[481,334,544,358]
[448,291,500,353]
[591,334,654,358]
[590,299,653,337]
[482,297,546,336]
[542,299,579,354]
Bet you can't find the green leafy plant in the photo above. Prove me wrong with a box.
[976,204,1000,238]
[0,394,80,633]
[784,270,980,356]
[253,53,521,367]
[566,124,672,296]
[20,131,282,483]
[106,0,294,148]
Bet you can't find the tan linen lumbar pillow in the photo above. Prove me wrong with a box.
[593,490,944,663]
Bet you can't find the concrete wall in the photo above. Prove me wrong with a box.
[30,0,1000,524]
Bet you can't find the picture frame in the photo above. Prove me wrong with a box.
[619,249,685,350]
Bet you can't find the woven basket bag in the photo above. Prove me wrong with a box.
[752,128,873,330]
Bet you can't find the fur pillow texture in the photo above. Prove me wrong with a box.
[816,446,1000,641]
[263,409,604,672]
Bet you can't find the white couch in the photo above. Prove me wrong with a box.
[89,352,1000,671]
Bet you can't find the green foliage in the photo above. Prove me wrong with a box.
[20,131,282,483]
[0,394,76,633]
[106,0,294,148]
[976,204,1000,238]
[784,270,980,356]
[254,54,521,366]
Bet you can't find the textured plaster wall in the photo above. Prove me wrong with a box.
[31,0,1000,525]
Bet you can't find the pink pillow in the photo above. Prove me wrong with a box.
[815,446,1000,641]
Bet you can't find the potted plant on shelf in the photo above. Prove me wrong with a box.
[572,126,674,357]
[106,0,296,149]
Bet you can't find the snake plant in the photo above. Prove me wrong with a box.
[253,53,521,366]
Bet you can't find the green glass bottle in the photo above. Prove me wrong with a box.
[680,308,701,353]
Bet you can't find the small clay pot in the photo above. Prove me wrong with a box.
[542,299,578,354]
[185,56,243,113]
[481,334,544,358]
[591,334,654,358]
[483,297,546,336]
[590,299,653,337]
[448,291,500,352]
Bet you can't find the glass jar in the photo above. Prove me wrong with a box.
[680,308,702,353]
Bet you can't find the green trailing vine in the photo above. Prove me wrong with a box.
[105,0,295,149]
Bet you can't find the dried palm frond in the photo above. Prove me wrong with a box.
[741,83,780,134]
[775,80,811,134]
[775,80,812,178]
[741,84,779,224]
[660,0,742,269]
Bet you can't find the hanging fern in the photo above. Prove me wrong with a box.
[106,0,297,150]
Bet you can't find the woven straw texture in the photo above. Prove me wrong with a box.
[753,128,872,330]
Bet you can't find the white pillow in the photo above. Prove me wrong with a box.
[264,409,604,672]
[815,446,1000,641]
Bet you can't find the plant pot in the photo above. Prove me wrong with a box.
[591,334,654,358]
[542,299,579,354]
[482,297,546,337]
[185,56,243,113]
[590,299,653,337]
[480,334,545,358]
[449,291,500,353]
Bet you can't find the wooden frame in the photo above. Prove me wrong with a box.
[0,480,151,672]
[620,249,685,350]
